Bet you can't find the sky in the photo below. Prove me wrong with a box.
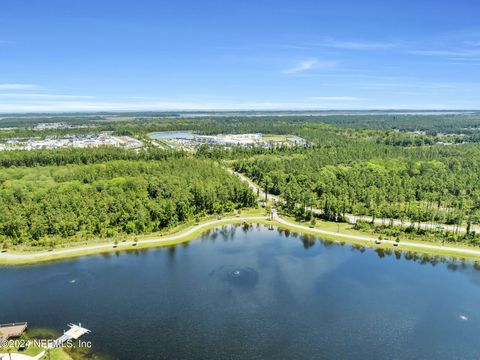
[1,0,480,112]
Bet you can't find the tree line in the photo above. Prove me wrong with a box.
[231,126,480,245]
[0,158,256,247]
[0,146,184,167]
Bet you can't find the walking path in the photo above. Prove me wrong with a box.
[272,210,480,257]
[2,170,480,263]
[226,169,280,203]
[0,216,267,261]
[229,169,478,234]
[0,354,44,360]
[345,214,479,233]
[230,169,480,258]
[0,209,479,263]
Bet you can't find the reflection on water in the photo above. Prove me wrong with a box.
[1,224,480,360]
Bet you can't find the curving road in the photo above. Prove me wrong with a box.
[2,169,480,262]
[1,209,480,262]
[228,169,478,234]
[230,168,480,257]
[0,216,267,261]
[272,209,480,257]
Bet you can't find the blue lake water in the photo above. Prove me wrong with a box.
[149,131,194,139]
[1,224,480,359]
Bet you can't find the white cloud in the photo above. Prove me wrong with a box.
[0,83,39,90]
[1,98,477,113]
[281,58,337,74]
[315,39,399,50]
[308,96,366,101]
[313,37,480,61]
[407,49,480,58]
[0,93,93,99]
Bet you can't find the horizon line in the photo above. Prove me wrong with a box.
[0,109,478,116]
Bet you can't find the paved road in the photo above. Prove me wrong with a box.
[229,169,477,234]
[346,214,479,233]
[226,169,281,203]
[0,216,267,261]
[2,169,479,262]
[228,169,480,257]
[271,209,480,257]
[0,353,44,360]
[1,208,479,262]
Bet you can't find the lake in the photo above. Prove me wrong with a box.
[149,131,194,139]
[1,224,480,359]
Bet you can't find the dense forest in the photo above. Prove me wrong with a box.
[2,112,480,246]
[0,146,182,167]
[0,158,256,247]
[229,123,480,244]
[3,111,480,135]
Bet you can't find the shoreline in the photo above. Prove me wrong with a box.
[273,214,480,261]
[0,216,269,266]
[2,213,480,266]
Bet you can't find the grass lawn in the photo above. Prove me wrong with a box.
[8,208,264,253]
[3,205,480,265]
[5,328,102,360]
[0,207,270,265]
[3,328,73,360]
[22,347,71,360]
[276,212,480,261]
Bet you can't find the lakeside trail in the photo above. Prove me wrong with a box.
[0,216,268,261]
[3,169,480,264]
[273,210,480,257]
[3,210,480,264]
[230,168,480,258]
[228,168,479,234]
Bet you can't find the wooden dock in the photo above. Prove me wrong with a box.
[0,322,28,341]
